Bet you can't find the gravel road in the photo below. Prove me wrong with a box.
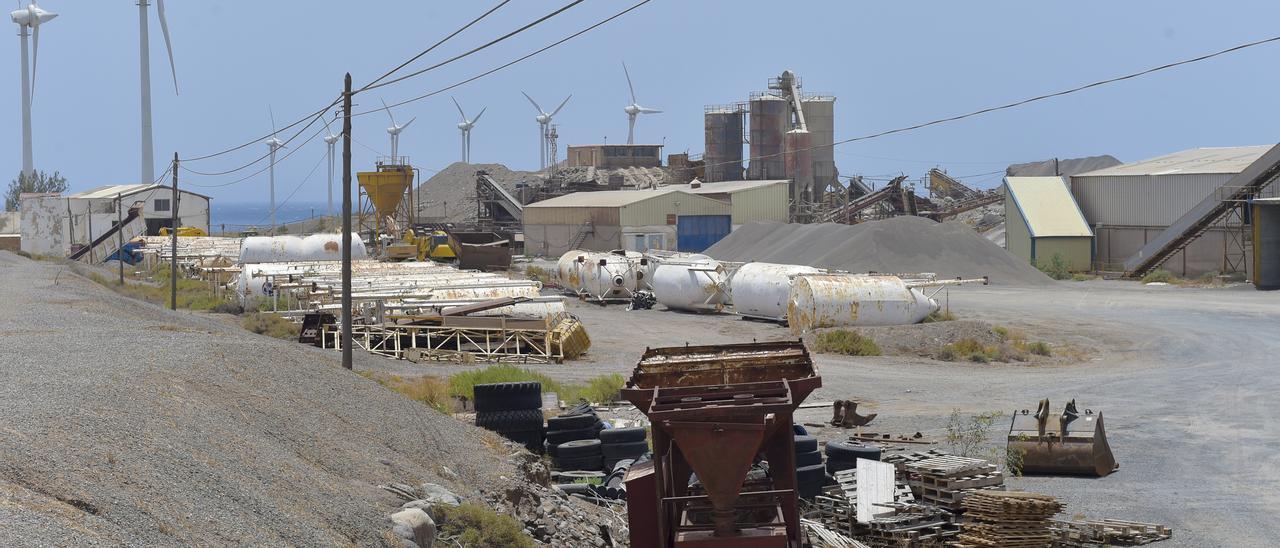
[0,251,534,546]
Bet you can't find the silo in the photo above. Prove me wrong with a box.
[802,96,836,202]
[748,94,788,180]
[785,130,813,202]
[703,105,745,182]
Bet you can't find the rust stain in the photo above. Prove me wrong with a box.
[324,241,339,252]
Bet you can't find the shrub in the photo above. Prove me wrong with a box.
[433,504,534,548]
[241,312,298,340]
[578,373,625,404]
[1034,253,1072,280]
[923,309,956,323]
[525,265,551,284]
[812,330,882,356]
[1024,341,1052,356]
[211,302,245,315]
[1141,269,1174,284]
[447,365,624,405]
[361,372,451,413]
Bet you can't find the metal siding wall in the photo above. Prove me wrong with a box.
[1034,237,1093,272]
[1005,194,1032,264]
[731,185,790,224]
[1071,173,1232,226]
[620,194,730,227]
[524,206,620,226]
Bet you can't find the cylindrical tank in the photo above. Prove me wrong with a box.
[623,251,657,290]
[422,283,541,302]
[652,259,729,313]
[802,96,836,202]
[556,250,588,293]
[238,234,367,264]
[748,95,788,180]
[704,106,745,183]
[786,274,939,334]
[728,262,823,321]
[785,130,814,203]
[580,252,638,301]
[1254,200,1280,290]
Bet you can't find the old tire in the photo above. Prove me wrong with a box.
[825,441,880,462]
[475,409,544,433]
[796,463,826,485]
[599,427,646,444]
[545,423,603,445]
[554,455,603,472]
[547,413,598,431]
[473,382,542,413]
[795,450,822,468]
[556,439,602,458]
[601,440,648,459]
[793,435,818,454]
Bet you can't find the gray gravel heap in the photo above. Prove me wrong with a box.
[0,251,613,546]
[417,162,544,223]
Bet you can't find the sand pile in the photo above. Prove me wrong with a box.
[416,162,543,223]
[704,216,1052,285]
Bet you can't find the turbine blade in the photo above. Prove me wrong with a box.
[451,96,467,121]
[472,107,486,124]
[30,24,38,96]
[640,107,663,114]
[550,94,571,117]
[402,117,416,130]
[622,61,637,104]
[269,106,278,135]
[156,0,179,94]
[381,98,396,125]
[521,91,544,115]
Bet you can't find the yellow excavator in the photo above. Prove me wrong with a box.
[385,228,457,262]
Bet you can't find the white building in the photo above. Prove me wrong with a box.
[20,184,211,256]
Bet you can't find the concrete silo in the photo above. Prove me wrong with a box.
[703,105,745,182]
[748,93,788,180]
[802,95,836,202]
[784,130,813,201]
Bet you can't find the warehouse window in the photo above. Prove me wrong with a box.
[154,198,170,212]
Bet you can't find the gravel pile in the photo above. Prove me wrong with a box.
[0,251,613,545]
[417,162,544,223]
[704,216,1052,285]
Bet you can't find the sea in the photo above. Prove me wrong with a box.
[210,201,332,233]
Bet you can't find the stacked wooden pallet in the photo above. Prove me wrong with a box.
[812,469,916,538]
[1048,518,1172,546]
[955,490,1062,548]
[861,504,959,547]
[902,454,1004,511]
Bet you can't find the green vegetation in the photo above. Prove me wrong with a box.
[937,326,1054,363]
[525,265,552,285]
[448,364,626,404]
[432,504,535,548]
[241,312,299,340]
[1071,273,1094,282]
[6,169,68,211]
[87,266,229,311]
[1033,253,1072,280]
[812,330,882,356]
[946,409,1023,475]
[1141,269,1174,284]
[1024,341,1052,356]
[360,372,451,413]
[922,309,956,323]
[14,250,32,259]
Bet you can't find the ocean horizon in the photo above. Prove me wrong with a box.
[210,201,332,232]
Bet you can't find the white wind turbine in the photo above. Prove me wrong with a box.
[381,99,415,165]
[522,92,570,170]
[622,62,661,145]
[264,110,285,235]
[452,97,485,164]
[10,1,57,178]
[323,120,339,218]
[135,0,178,185]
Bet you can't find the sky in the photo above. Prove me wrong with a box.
[6,0,1280,204]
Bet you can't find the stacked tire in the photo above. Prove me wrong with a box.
[473,382,544,453]
[794,435,826,498]
[824,440,881,476]
[546,406,605,470]
[599,427,648,470]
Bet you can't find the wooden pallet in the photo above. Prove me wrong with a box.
[1048,518,1172,546]
[919,471,1004,491]
[905,455,997,478]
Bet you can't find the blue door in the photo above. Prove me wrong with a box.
[677,215,731,252]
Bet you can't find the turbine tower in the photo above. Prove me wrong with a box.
[323,120,339,218]
[265,110,285,235]
[10,2,57,178]
[136,0,178,185]
[622,62,661,145]
[381,99,415,165]
[522,92,570,170]
[452,97,485,163]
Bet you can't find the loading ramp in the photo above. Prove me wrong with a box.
[475,170,524,225]
[1124,143,1280,278]
[68,201,145,261]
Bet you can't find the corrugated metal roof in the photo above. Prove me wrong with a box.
[1005,177,1092,237]
[70,184,161,199]
[675,180,789,195]
[1076,146,1271,177]
[525,189,682,208]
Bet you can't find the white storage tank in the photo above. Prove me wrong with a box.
[728,262,823,321]
[579,252,638,301]
[238,233,366,264]
[786,274,939,334]
[625,251,657,290]
[556,250,588,293]
[652,260,729,313]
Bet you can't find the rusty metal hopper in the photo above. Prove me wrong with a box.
[1009,399,1118,477]
[623,340,820,410]
[357,166,412,220]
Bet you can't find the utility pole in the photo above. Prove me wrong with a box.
[117,193,124,285]
[341,74,353,370]
[171,153,178,310]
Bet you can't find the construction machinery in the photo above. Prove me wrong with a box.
[1008,399,1118,477]
[357,162,416,246]
[384,228,457,263]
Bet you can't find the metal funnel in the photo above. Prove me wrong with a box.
[663,420,768,537]
[356,167,412,220]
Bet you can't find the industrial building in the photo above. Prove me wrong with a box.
[523,189,731,256]
[20,184,210,256]
[1070,146,1279,276]
[1252,197,1280,290]
[1004,177,1094,272]
[672,179,791,227]
[565,144,663,169]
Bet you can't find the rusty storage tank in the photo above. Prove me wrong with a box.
[728,262,823,321]
[704,105,745,183]
[556,250,588,293]
[801,96,836,202]
[785,129,814,202]
[748,94,788,180]
[580,251,639,301]
[786,274,939,334]
[651,259,730,313]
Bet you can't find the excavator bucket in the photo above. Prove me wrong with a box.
[1008,399,1118,477]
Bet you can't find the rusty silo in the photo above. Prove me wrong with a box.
[785,129,814,201]
[703,104,745,182]
[748,93,788,180]
[801,95,836,202]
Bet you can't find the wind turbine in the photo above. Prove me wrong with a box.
[323,120,339,218]
[452,97,485,164]
[264,110,285,235]
[622,62,661,145]
[10,2,57,178]
[135,0,178,185]
[381,99,415,165]
[522,92,570,170]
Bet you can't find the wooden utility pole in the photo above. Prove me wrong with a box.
[171,153,178,310]
[341,74,353,370]
[117,193,124,285]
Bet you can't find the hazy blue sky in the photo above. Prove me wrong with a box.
[7,1,1280,203]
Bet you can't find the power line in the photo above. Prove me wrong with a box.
[359,0,513,92]
[360,0,585,92]
[184,116,331,188]
[179,105,336,178]
[254,148,329,226]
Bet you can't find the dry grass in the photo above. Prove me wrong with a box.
[448,364,624,405]
[240,313,299,340]
[812,330,882,356]
[433,504,536,548]
[923,309,957,323]
[359,371,451,413]
[524,265,552,285]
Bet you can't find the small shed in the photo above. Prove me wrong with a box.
[523,189,731,256]
[1004,176,1093,272]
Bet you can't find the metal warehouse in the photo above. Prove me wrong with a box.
[1070,146,1280,276]
[20,184,211,257]
[523,189,731,257]
[671,179,790,227]
[1004,176,1093,272]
